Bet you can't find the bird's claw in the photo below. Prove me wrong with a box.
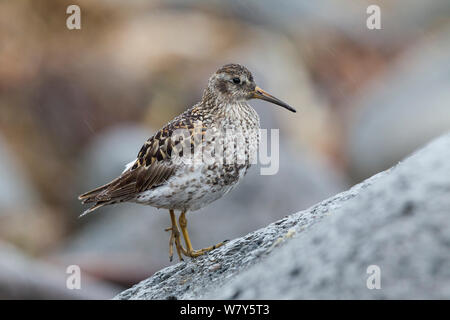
[166,226,185,261]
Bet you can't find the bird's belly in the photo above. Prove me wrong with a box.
[134,118,259,211]
[133,163,249,211]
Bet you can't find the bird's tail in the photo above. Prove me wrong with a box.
[78,168,140,217]
[78,202,107,218]
[78,183,110,202]
[78,182,112,217]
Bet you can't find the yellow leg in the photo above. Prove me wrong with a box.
[165,210,187,261]
[179,211,227,258]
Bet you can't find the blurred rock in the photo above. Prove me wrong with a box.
[59,123,346,286]
[0,136,67,254]
[0,242,121,299]
[117,133,450,300]
[0,206,65,255]
[0,136,37,213]
[173,0,450,48]
[347,28,450,181]
[76,125,153,192]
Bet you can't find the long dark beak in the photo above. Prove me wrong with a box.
[252,86,296,113]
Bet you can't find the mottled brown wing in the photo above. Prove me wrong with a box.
[79,109,206,211]
[92,161,176,202]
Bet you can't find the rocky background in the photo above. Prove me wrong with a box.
[0,0,449,298]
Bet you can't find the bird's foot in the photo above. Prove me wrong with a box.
[165,226,187,262]
[185,240,229,258]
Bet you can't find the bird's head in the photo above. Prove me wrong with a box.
[206,63,296,113]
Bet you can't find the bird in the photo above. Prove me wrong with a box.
[78,63,296,261]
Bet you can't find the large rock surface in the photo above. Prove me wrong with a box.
[116,133,450,300]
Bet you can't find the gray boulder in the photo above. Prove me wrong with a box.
[116,133,450,299]
[0,136,38,213]
[347,28,450,181]
[168,0,450,48]
[0,242,120,299]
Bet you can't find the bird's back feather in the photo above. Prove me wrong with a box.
[78,107,207,216]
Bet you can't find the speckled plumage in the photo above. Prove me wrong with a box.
[79,64,295,259]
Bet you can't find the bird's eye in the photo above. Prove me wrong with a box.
[232,77,241,84]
